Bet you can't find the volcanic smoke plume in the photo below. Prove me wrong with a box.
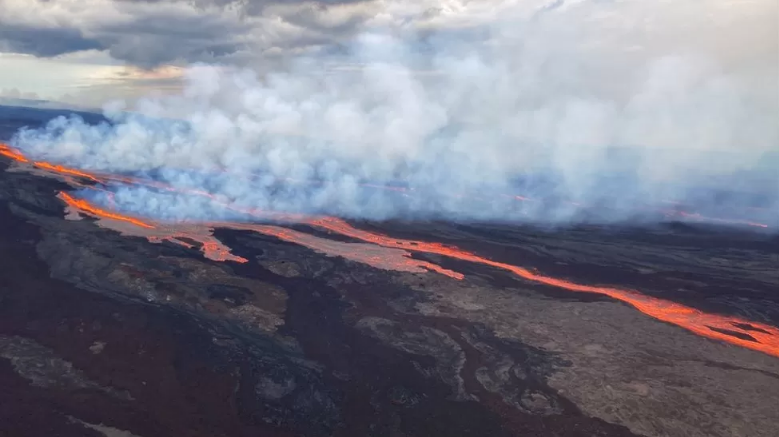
[7,3,779,227]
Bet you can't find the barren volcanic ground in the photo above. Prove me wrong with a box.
[1,107,778,437]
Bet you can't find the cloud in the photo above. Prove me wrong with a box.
[0,88,42,100]
[0,23,103,57]
[1,0,774,77]
[10,6,779,227]
[0,0,380,67]
[3,0,778,228]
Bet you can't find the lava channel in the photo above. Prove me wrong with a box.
[59,191,248,263]
[0,143,29,163]
[2,143,779,357]
[305,217,779,358]
[58,191,461,278]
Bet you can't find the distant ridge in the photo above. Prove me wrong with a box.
[0,97,100,113]
[0,103,108,142]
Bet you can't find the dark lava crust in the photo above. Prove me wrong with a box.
[0,157,643,436]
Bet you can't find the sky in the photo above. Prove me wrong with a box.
[0,0,776,108]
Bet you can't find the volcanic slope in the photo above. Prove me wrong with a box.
[3,141,778,358]
[1,143,779,434]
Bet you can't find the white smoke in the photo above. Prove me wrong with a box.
[10,4,779,227]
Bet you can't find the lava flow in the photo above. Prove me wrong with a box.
[59,192,155,229]
[2,142,779,357]
[306,217,779,358]
[0,143,29,163]
[59,190,249,263]
[222,223,464,279]
[34,162,102,183]
[58,192,462,278]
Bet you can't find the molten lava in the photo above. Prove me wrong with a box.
[0,143,29,163]
[2,142,778,357]
[59,192,155,229]
[33,162,102,183]
[226,223,464,279]
[305,217,779,358]
[60,198,249,264]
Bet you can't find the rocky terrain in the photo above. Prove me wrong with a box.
[1,106,779,437]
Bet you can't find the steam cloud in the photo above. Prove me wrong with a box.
[9,8,779,228]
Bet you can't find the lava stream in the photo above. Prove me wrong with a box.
[33,162,103,183]
[59,192,155,229]
[58,192,462,278]
[3,143,779,357]
[0,143,29,163]
[221,223,464,279]
[306,217,779,358]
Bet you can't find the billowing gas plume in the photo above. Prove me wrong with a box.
[9,5,779,228]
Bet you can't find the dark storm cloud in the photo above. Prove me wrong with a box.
[112,0,375,22]
[0,24,104,57]
[116,0,371,11]
[281,3,370,34]
[0,0,376,67]
[97,10,254,67]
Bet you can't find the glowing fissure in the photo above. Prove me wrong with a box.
[2,143,778,357]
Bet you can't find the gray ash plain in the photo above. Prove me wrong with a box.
[1,106,778,437]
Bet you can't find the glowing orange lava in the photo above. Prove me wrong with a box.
[60,198,249,263]
[33,161,103,183]
[226,223,464,279]
[59,192,155,229]
[2,142,778,357]
[57,191,457,275]
[0,143,29,163]
[195,239,248,263]
[306,217,779,357]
